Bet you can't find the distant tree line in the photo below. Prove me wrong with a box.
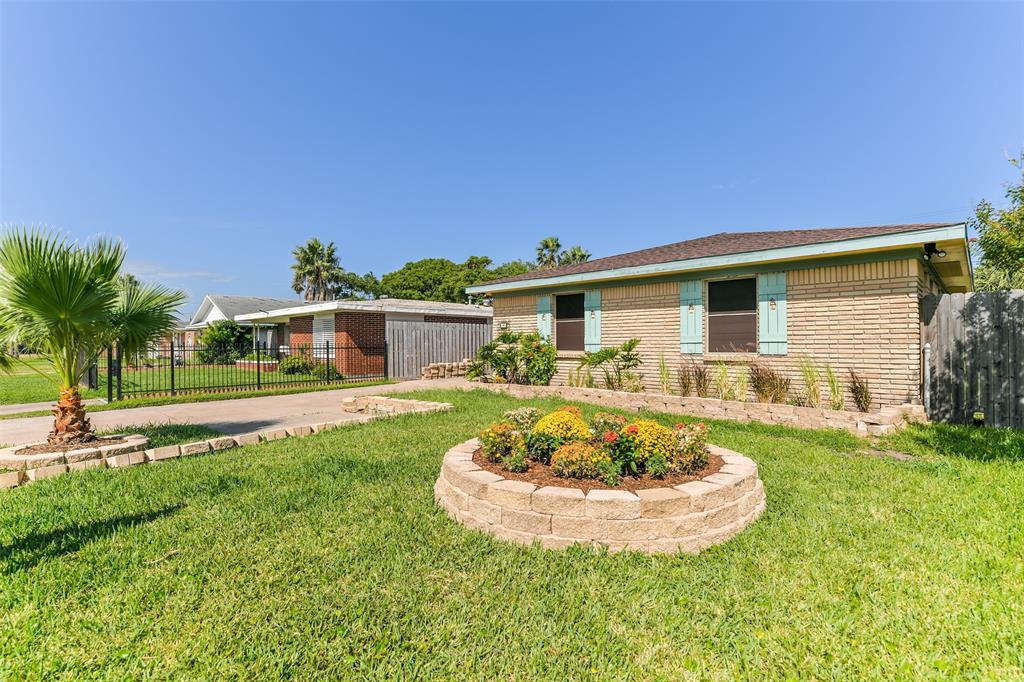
[290,235,590,303]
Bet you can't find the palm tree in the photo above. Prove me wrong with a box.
[0,228,185,444]
[558,245,591,265]
[291,238,344,301]
[536,236,562,269]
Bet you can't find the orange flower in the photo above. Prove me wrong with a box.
[603,431,618,443]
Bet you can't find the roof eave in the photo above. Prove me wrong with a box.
[467,224,969,295]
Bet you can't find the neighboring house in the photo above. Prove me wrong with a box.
[466,223,973,409]
[237,298,493,379]
[181,294,309,348]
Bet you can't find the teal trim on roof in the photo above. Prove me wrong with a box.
[467,224,966,295]
[489,247,925,299]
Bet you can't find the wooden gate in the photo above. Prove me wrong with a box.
[922,290,1024,428]
[386,318,493,379]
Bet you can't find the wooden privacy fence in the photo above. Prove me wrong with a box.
[922,290,1024,428]
[386,318,492,379]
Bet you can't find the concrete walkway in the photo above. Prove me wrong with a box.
[0,398,104,417]
[0,379,469,446]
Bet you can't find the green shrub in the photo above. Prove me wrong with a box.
[575,338,644,391]
[468,331,557,385]
[798,355,822,408]
[551,441,612,479]
[658,353,672,394]
[502,450,529,473]
[480,422,524,463]
[590,412,628,435]
[692,362,710,397]
[278,354,314,375]
[673,422,709,473]
[826,364,844,410]
[502,407,541,432]
[525,432,562,465]
[646,453,670,479]
[749,363,790,403]
[311,363,342,381]
[677,361,695,396]
[848,370,873,412]
[196,320,249,364]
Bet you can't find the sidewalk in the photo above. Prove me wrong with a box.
[0,398,105,417]
[0,378,469,447]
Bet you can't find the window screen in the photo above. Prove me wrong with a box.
[555,293,585,351]
[707,279,756,352]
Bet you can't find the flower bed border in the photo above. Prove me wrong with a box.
[435,438,766,554]
[468,383,926,436]
[0,396,451,492]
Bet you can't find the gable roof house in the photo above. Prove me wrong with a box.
[466,223,972,410]
[181,294,311,348]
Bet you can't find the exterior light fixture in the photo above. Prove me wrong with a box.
[923,243,947,260]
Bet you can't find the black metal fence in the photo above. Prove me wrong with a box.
[94,342,388,400]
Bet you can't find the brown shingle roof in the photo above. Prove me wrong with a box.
[480,223,961,287]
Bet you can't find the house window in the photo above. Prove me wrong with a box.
[555,293,585,351]
[707,278,756,353]
[313,314,336,358]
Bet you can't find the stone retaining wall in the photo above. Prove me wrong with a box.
[435,438,766,554]
[468,383,926,436]
[0,396,452,492]
[421,359,472,380]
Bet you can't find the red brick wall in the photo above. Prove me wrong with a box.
[334,312,386,377]
[290,315,313,349]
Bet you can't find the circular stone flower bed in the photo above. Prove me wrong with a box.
[436,438,765,554]
[434,406,765,554]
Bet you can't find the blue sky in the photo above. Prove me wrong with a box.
[2,2,1022,314]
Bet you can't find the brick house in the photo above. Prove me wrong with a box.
[465,223,973,409]
[236,298,492,379]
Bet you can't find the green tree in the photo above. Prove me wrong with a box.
[972,154,1024,291]
[487,259,535,281]
[291,238,344,301]
[536,236,562,269]
[197,320,250,364]
[380,258,464,301]
[558,245,591,265]
[0,229,184,444]
[335,270,381,300]
[536,236,591,269]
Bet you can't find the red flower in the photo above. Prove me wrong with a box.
[674,423,685,430]
[603,431,618,443]
[625,425,638,435]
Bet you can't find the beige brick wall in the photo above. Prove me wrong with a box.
[490,257,924,409]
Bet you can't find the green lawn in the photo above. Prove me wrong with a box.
[1,389,1021,678]
[0,379,397,420]
[0,372,103,405]
[1,354,382,406]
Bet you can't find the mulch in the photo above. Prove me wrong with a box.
[15,436,127,456]
[472,448,723,494]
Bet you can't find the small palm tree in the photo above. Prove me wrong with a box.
[0,228,185,445]
[536,236,562,269]
[291,238,344,301]
[558,245,591,265]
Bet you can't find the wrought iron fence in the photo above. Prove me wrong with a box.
[93,342,387,400]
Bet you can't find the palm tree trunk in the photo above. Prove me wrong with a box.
[49,386,94,445]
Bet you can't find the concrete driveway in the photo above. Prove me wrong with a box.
[0,378,469,447]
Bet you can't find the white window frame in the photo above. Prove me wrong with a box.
[313,314,336,359]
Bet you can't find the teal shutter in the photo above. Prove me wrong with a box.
[679,280,703,354]
[757,272,787,355]
[536,295,552,341]
[584,290,601,351]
